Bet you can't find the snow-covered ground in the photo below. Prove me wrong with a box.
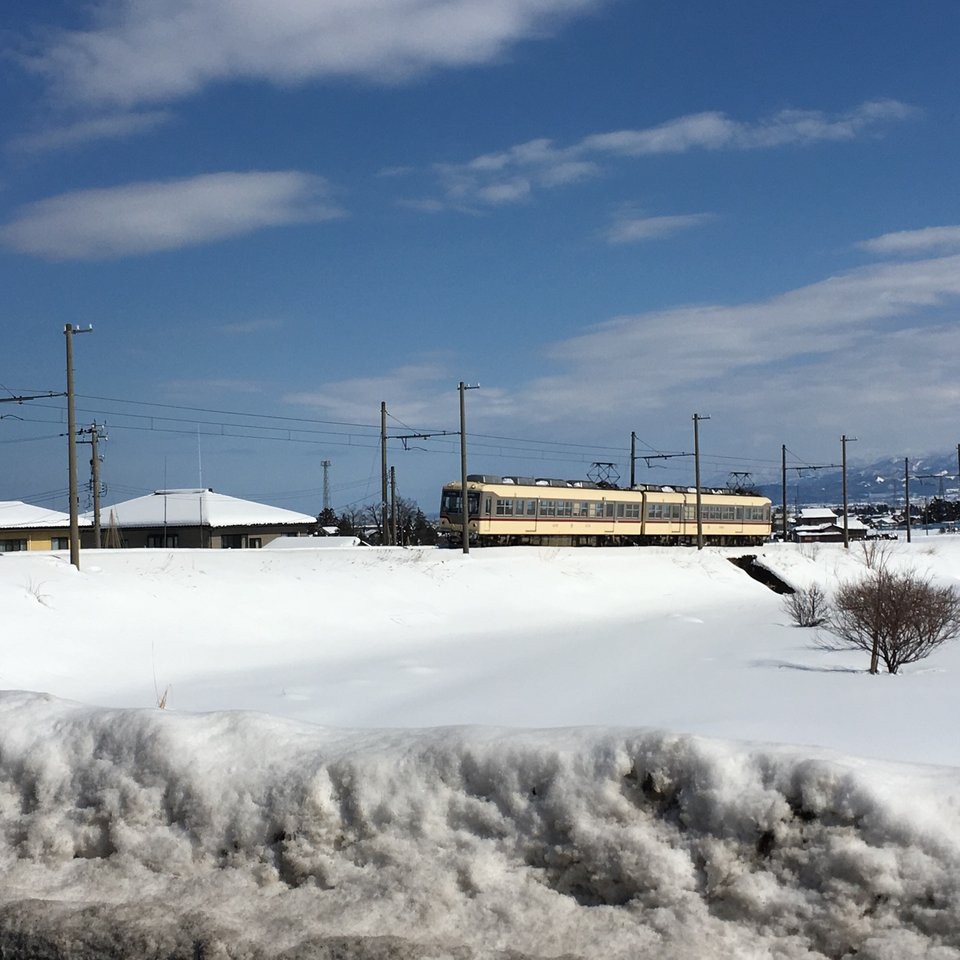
[1,541,959,958]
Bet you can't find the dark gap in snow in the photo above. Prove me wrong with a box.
[729,555,795,594]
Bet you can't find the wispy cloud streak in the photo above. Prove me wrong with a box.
[859,225,960,257]
[9,111,174,153]
[604,211,715,245]
[0,171,343,260]
[420,100,914,211]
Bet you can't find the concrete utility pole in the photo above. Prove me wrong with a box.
[630,431,637,489]
[459,381,479,555]
[693,413,710,550]
[380,402,389,546]
[841,434,857,549]
[64,323,92,569]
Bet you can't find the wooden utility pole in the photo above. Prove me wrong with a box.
[781,444,788,543]
[904,457,912,543]
[693,413,709,550]
[390,466,398,546]
[64,323,92,569]
[841,434,857,548]
[380,401,389,545]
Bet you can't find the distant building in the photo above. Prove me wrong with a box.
[794,515,870,543]
[796,507,839,524]
[82,488,316,549]
[0,501,90,553]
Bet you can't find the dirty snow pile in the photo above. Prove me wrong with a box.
[1,542,960,959]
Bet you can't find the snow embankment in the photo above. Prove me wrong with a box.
[1,691,959,960]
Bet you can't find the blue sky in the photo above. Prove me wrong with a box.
[2,0,960,516]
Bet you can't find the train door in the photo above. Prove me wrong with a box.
[601,498,615,535]
[519,497,538,536]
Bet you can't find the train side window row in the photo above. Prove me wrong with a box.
[494,498,641,518]
[486,497,770,523]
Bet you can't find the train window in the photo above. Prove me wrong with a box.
[496,499,513,515]
[559,501,573,517]
[540,499,556,516]
[735,506,744,521]
[684,505,696,520]
[647,502,662,519]
[616,503,625,518]
[526,500,537,515]
[484,497,492,514]
[669,504,681,520]
[624,502,640,519]
[605,502,615,518]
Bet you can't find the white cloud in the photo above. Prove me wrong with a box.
[277,252,960,475]
[8,110,174,153]
[484,253,960,464]
[24,0,600,108]
[604,211,714,245]
[420,100,914,210]
[0,171,343,260]
[859,225,960,257]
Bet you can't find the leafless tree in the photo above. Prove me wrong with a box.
[822,569,960,674]
[783,584,831,627]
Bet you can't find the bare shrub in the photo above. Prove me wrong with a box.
[858,539,893,572]
[798,543,820,562]
[824,569,960,674]
[783,584,831,627]
[24,579,52,608]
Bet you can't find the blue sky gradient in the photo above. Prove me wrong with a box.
[2,1,959,515]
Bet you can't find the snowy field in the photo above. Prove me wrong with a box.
[1,541,960,958]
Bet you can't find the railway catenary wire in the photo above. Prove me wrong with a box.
[4,393,782,512]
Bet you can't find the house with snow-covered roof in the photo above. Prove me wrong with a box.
[83,489,316,549]
[0,501,91,553]
[793,513,870,543]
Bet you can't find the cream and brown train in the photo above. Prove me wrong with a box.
[439,475,772,546]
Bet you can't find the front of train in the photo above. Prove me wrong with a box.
[437,479,483,546]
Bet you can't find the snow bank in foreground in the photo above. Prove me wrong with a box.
[2,693,959,960]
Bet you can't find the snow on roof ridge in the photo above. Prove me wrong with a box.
[0,500,90,528]
[91,488,316,527]
[153,488,213,495]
